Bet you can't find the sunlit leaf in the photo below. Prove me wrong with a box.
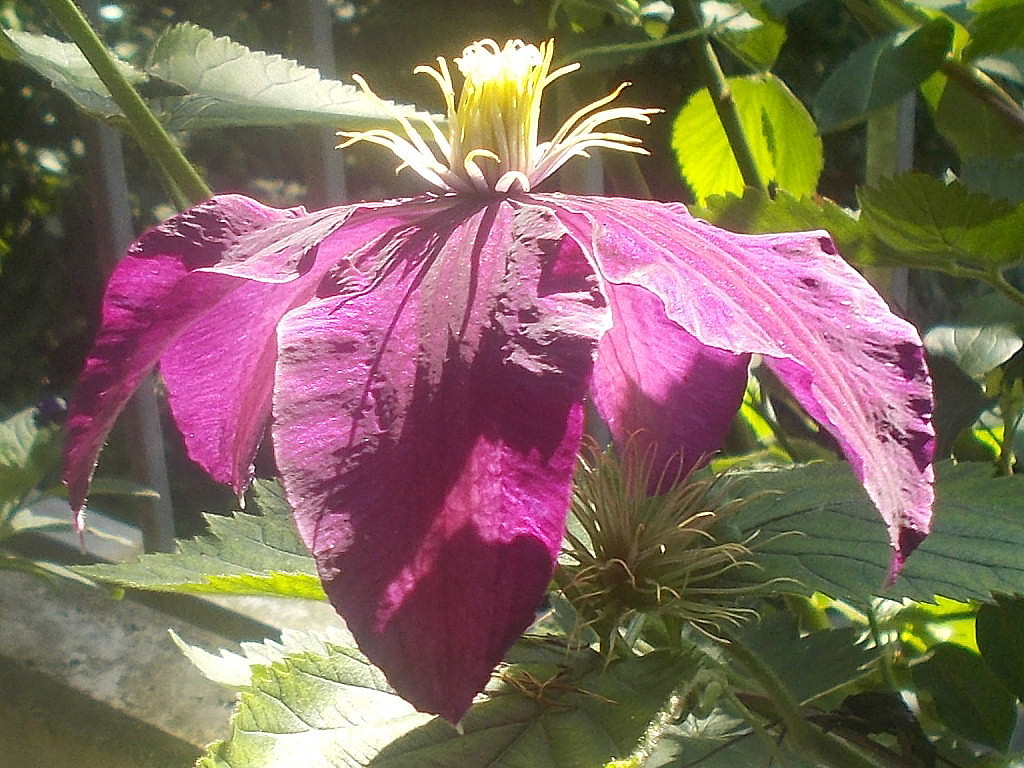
[672,74,821,202]
[148,23,434,131]
[703,0,786,71]
[727,462,1024,604]
[695,187,874,264]
[171,625,355,688]
[813,19,953,133]
[965,0,1024,59]
[197,640,698,768]
[73,480,325,600]
[859,172,1024,272]
[913,643,1016,750]
[0,27,140,120]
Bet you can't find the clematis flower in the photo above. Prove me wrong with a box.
[64,39,934,721]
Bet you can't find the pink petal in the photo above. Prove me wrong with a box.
[590,281,750,487]
[546,194,935,574]
[63,195,295,513]
[273,200,605,719]
[159,203,417,495]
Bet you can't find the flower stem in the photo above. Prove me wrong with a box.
[41,0,211,209]
[678,0,766,192]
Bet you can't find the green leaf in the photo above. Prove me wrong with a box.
[171,625,356,688]
[0,27,140,119]
[148,23,433,131]
[694,187,876,265]
[0,405,62,519]
[728,461,1024,604]
[73,480,326,600]
[813,19,954,133]
[921,70,1024,159]
[962,154,1024,203]
[704,0,787,71]
[645,714,820,768]
[965,0,1024,59]
[198,640,699,768]
[736,610,872,705]
[924,306,1024,378]
[976,595,1024,701]
[671,74,822,203]
[913,643,1016,749]
[859,172,1024,272]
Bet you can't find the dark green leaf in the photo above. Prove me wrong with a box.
[148,23,433,131]
[977,595,1024,701]
[966,0,1024,59]
[198,640,698,768]
[859,172,1024,271]
[962,154,1024,203]
[73,480,325,600]
[813,19,954,133]
[0,27,140,119]
[736,610,872,704]
[672,74,821,203]
[921,71,1024,159]
[913,643,1016,749]
[729,461,1024,604]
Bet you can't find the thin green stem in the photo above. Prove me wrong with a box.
[678,0,766,192]
[990,268,1024,312]
[42,0,210,208]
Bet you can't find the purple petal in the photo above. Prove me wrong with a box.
[158,203,417,495]
[547,194,935,574]
[590,281,750,487]
[273,200,605,719]
[63,195,295,514]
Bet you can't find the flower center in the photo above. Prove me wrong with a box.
[338,39,660,195]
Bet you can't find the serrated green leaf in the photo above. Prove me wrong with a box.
[73,480,325,600]
[728,461,1024,604]
[0,27,140,119]
[813,19,953,133]
[645,715,820,768]
[672,74,821,203]
[966,0,1024,59]
[694,187,875,264]
[198,640,698,768]
[859,172,1024,272]
[171,625,355,688]
[736,610,872,704]
[913,643,1016,749]
[148,23,433,131]
[976,595,1024,701]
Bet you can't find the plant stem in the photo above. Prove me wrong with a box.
[41,0,211,208]
[678,0,766,192]
[720,631,893,768]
